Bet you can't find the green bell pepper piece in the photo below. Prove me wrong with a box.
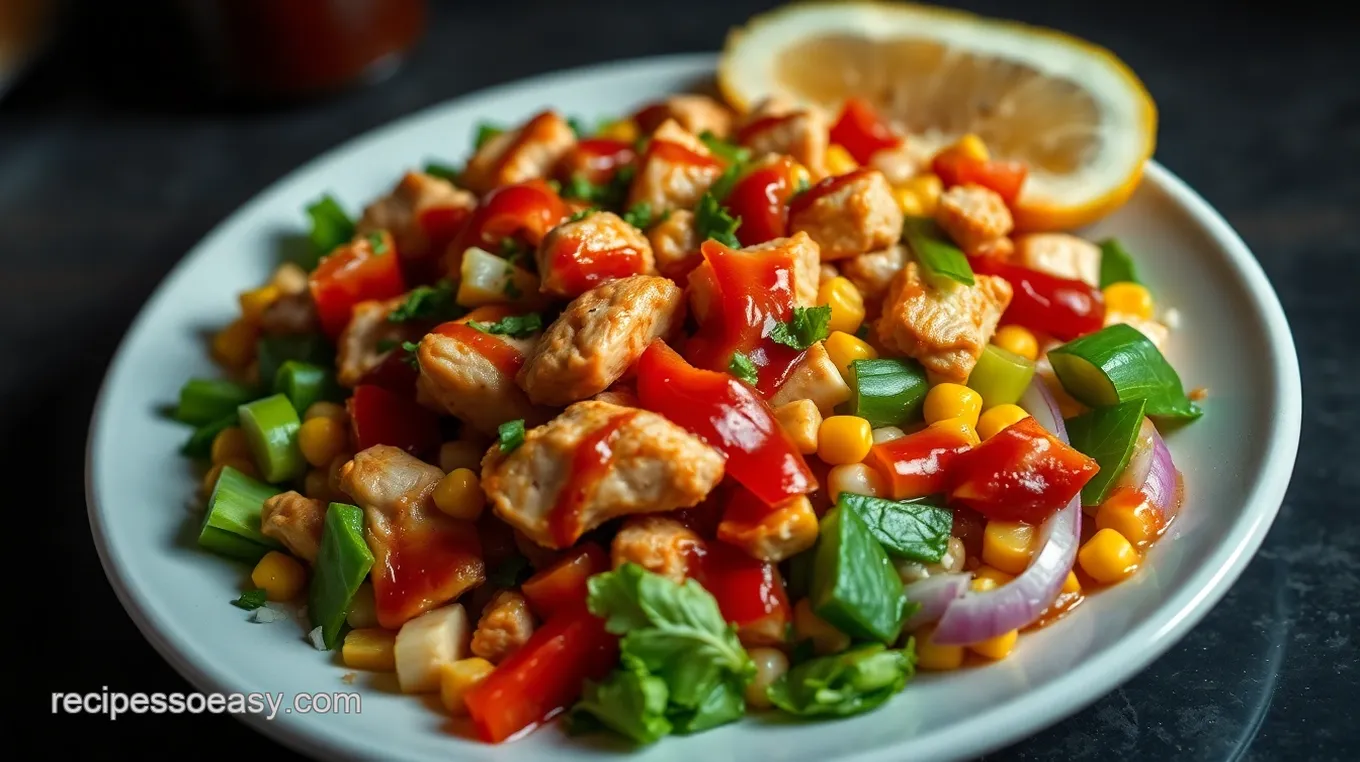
[848,358,929,427]
[810,504,906,644]
[198,466,282,561]
[238,394,305,483]
[966,344,1036,408]
[309,502,374,649]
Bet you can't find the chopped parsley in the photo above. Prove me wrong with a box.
[388,280,463,323]
[694,192,742,248]
[424,162,460,182]
[232,589,268,611]
[622,202,654,230]
[474,122,504,149]
[561,165,634,210]
[365,231,389,254]
[707,161,745,202]
[728,352,759,386]
[568,115,592,137]
[469,312,543,338]
[498,419,527,453]
[566,207,599,224]
[698,131,751,165]
[400,340,421,368]
[769,305,833,350]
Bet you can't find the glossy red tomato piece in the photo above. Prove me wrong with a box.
[309,230,407,339]
[864,425,976,500]
[932,148,1029,205]
[444,179,566,278]
[829,97,902,164]
[699,537,791,632]
[970,256,1106,340]
[556,138,635,185]
[724,155,802,246]
[347,384,441,457]
[947,416,1099,523]
[520,542,609,620]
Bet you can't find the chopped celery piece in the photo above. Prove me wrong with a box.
[309,502,374,649]
[273,360,341,415]
[1098,238,1140,288]
[849,358,929,427]
[967,345,1036,408]
[175,378,257,426]
[256,334,334,394]
[1066,399,1148,506]
[238,394,305,483]
[902,217,974,286]
[182,412,238,459]
[810,504,906,644]
[836,493,952,564]
[1049,324,1202,420]
[198,466,282,561]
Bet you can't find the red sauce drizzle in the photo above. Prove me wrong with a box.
[788,167,873,218]
[548,411,640,547]
[433,320,525,376]
[547,235,647,295]
[648,139,724,171]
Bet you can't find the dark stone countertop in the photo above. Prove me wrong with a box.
[6,0,1356,758]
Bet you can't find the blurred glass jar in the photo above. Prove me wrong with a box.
[176,0,426,98]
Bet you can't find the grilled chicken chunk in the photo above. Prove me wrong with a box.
[470,590,535,663]
[481,401,725,548]
[416,323,553,436]
[935,184,1014,256]
[876,262,1013,383]
[336,296,410,387]
[460,111,576,195]
[611,515,705,584]
[737,98,830,180]
[788,169,902,260]
[534,211,656,299]
[635,94,735,140]
[839,244,907,306]
[260,491,326,563]
[628,120,726,213]
[356,171,476,262]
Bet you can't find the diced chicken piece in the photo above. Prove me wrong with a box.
[356,171,477,262]
[417,327,554,437]
[628,119,726,213]
[592,384,641,408]
[482,400,725,548]
[935,184,1014,255]
[636,94,735,139]
[460,111,576,195]
[647,209,701,278]
[686,232,822,323]
[519,275,683,405]
[773,399,822,455]
[819,263,840,285]
[840,244,906,304]
[534,211,657,299]
[866,141,935,186]
[611,515,705,584]
[260,491,326,563]
[470,590,536,663]
[340,446,485,629]
[1015,233,1102,287]
[271,262,309,295]
[876,262,1014,383]
[717,495,819,563]
[789,169,902,261]
[336,296,410,387]
[260,292,320,336]
[769,342,851,415]
[737,99,830,179]
[394,604,471,694]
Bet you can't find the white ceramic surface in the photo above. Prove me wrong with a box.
[86,54,1301,762]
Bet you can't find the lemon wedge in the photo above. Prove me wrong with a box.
[718,1,1157,230]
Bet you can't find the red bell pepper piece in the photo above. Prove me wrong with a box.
[698,538,791,643]
[947,416,1099,524]
[635,340,816,507]
[970,256,1106,340]
[723,155,802,246]
[520,542,609,621]
[309,230,407,339]
[357,348,420,397]
[406,205,473,284]
[829,97,902,164]
[347,384,441,457]
[864,424,976,500]
[445,179,566,278]
[684,239,805,395]
[464,608,618,743]
[556,138,636,186]
[540,225,651,298]
[932,147,1029,205]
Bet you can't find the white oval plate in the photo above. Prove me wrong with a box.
[87,54,1301,762]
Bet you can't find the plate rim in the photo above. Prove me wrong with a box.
[84,51,1302,762]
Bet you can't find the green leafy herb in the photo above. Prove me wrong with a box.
[836,493,953,563]
[400,340,420,369]
[770,305,832,350]
[698,131,751,165]
[561,167,633,210]
[498,419,526,452]
[572,563,755,744]
[305,195,355,266]
[622,202,654,230]
[727,352,759,386]
[1098,238,1141,288]
[388,280,463,323]
[498,238,529,264]
[568,115,591,137]
[1048,323,1202,420]
[707,161,745,201]
[546,178,562,194]
[232,588,269,611]
[469,312,542,338]
[486,555,531,589]
[1065,398,1149,506]
[767,643,916,718]
[365,231,388,254]
[902,216,974,286]
[694,192,742,248]
[474,122,503,149]
[423,162,460,182]
[566,207,599,224]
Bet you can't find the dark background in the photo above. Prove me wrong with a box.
[8,0,1357,758]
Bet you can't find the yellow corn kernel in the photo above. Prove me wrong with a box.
[433,468,485,521]
[343,628,397,672]
[438,440,484,473]
[1095,498,1160,546]
[914,627,965,671]
[212,318,258,370]
[826,143,859,175]
[954,133,991,162]
[298,416,349,468]
[971,565,1015,593]
[1078,528,1140,584]
[1061,570,1082,595]
[993,325,1038,362]
[969,629,1018,660]
[251,550,307,601]
[929,416,980,447]
[824,330,878,382]
[238,284,281,325]
[304,468,333,501]
[210,426,251,465]
[902,173,944,213]
[981,521,1037,575]
[817,415,874,465]
[304,400,349,423]
[923,383,983,428]
[976,404,1031,441]
[827,463,887,500]
[1102,283,1154,320]
[892,186,929,217]
[597,118,638,143]
[203,457,257,495]
[817,277,866,335]
[440,658,496,715]
[793,599,851,655]
[774,399,823,455]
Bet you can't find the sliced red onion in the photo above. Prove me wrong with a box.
[930,381,1081,645]
[1141,420,1181,521]
[1113,418,1157,496]
[902,573,972,631]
